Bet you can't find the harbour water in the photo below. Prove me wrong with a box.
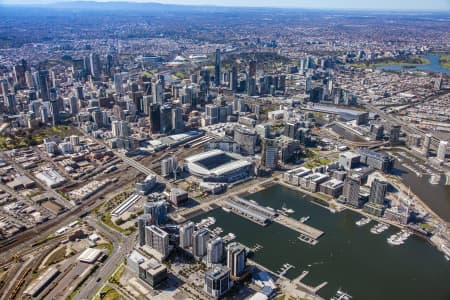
[376,54,450,74]
[389,151,450,222]
[191,184,450,300]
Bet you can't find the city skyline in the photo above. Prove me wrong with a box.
[2,0,450,11]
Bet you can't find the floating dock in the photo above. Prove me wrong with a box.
[275,214,324,240]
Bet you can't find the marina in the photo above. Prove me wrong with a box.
[355,217,371,227]
[190,184,450,300]
[370,223,390,235]
[387,230,412,246]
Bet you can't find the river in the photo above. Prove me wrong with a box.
[191,184,450,300]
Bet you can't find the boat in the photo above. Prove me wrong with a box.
[331,288,352,300]
[355,217,371,227]
[222,207,231,213]
[300,216,310,223]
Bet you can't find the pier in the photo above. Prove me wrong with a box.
[275,214,324,240]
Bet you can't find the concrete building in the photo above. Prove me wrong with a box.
[179,221,195,249]
[193,228,210,258]
[234,126,257,156]
[143,201,167,226]
[319,178,344,198]
[127,251,167,287]
[207,237,224,266]
[437,140,448,162]
[227,243,246,278]
[145,225,169,260]
[358,149,394,173]
[342,175,362,207]
[204,266,231,299]
[339,151,361,171]
[169,188,188,207]
[369,178,388,205]
[161,156,177,177]
[135,175,157,195]
[261,139,278,170]
[138,214,152,246]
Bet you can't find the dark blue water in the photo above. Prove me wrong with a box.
[191,184,450,300]
[376,55,450,74]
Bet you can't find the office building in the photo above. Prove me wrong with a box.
[207,237,224,266]
[437,140,448,162]
[227,243,246,278]
[339,152,361,171]
[135,175,157,195]
[89,53,102,80]
[234,126,257,156]
[145,225,169,260]
[422,134,432,156]
[389,125,401,145]
[204,266,231,299]
[205,104,219,125]
[358,149,394,173]
[138,214,152,246]
[171,106,184,132]
[193,228,210,258]
[179,221,195,249]
[127,251,167,287]
[169,188,188,207]
[342,175,361,207]
[160,104,172,134]
[152,80,164,104]
[144,201,167,226]
[369,178,388,205]
[261,138,278,170]
[161,156,177,177]
[215,49,221,86]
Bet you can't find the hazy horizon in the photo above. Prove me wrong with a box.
[1,0,449,11]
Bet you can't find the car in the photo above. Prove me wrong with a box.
[96,277,102,282]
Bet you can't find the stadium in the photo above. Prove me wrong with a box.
[185,150,254,183]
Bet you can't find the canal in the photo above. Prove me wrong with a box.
[191,184,450,300]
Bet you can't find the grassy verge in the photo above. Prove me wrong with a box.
[439,54,450,70]
[91,285,124,300]
[101,212,132,235]
[350,56,429,69]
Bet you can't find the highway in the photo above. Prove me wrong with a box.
[73,215,136,300]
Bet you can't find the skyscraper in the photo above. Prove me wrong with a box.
[207,237,224,266]
[214,48,221,86]
[343,175,361,207]
[152,80,164,104]
[145,225,169,260]
[369,178,388,205]
[437,140,448,162]
[261,138,278,170]
[192,228,210,258]
[138,214,152,246]
[35,70,50,101]
[90,53,102,80]
[144,201,167,226]
[159,104,172,134]
[179,221,195,249]
[149,103,161,133]
[171,106,184,132]
[230,65,238,92]
[226,243,246,278]
[204,266,231,299]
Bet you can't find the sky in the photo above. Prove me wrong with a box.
[1,0,449,11]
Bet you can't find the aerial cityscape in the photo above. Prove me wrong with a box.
[0,1,449,300]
